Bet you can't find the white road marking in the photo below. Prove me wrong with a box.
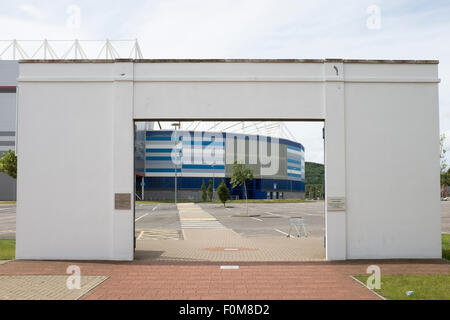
[274,228,293,238]
[135,212,152,222]
[0,207,14,211]
[224,248,238,251]
[135,204,160,222]
[220,265,239,270]
[251,217,263,222]
[265,211,287,218]
[181,220,226,229]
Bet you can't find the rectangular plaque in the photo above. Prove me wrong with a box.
[115,193,131,210]
[327,197,346,211]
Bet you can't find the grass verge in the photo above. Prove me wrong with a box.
[0,239,15,260]
[354,274,450,300]
[0,201,16,205]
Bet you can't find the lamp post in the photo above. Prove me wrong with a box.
[212,163,215,198]
[172,122,180,204]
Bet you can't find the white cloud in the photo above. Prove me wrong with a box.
[0,8,92,58]
[18,4,45,20]
[0,16,88,40]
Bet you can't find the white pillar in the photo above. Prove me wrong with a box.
[324,61,347,260]
[112,61,135,260]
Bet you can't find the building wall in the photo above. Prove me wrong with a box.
[16,60,441,261]
[344,75,441,258]
[16,62,121,260]
[0,61,18,201]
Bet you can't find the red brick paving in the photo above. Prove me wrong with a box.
[0,259,448,300]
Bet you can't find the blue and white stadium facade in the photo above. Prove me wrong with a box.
[135,130,305,200]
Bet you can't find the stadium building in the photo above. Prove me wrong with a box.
[135,128,305,201]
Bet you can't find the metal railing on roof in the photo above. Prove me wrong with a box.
[0,39,143,60]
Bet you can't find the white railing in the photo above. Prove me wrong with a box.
[177,121,298,141]
[0,39,143,60]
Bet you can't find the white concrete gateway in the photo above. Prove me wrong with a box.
[15,59,441,261]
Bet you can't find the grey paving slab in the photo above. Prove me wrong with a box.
[0,275,108,300]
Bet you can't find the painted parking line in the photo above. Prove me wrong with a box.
[250,217,263,222]
[136,229,180,240]
[265,212,286,218]
[135,212,153,222]
[0,208,15,211]
[181,220,226,229]
[135,204,160,222]
[274,228,294,238]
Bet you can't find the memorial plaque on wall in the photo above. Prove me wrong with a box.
[327,197,346,211]
[115,193,131,210]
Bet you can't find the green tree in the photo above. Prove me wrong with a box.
[305,162,324,185]
[0,150,17,179]
[201,181,207,201]
[207,179,213,201]
[316,184,323,199]
[216,181,230,207]
[441,133,448,174]
[230,161,254,216]
[441,134,449,197]
[442,169,450,197]
[305,162,325,199]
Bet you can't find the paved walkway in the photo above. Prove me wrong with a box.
[0,275,107,300]
[0,259,447,300]
[135,203,325,261]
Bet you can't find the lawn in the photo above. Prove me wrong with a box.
[353,234,450,300]
[354,274,450,300]
[0,239,15,260]
[0,201,16,205]
[442,233,450,261]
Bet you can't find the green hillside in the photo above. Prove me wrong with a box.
[305,162,324,184]
[305,162,324,199]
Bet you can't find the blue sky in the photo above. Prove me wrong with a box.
[1,0,449,163]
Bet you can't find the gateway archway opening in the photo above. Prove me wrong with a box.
[133,120,325,262]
